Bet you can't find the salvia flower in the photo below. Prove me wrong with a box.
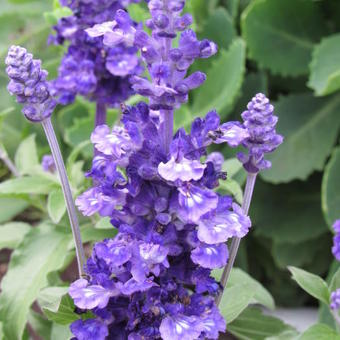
[68,1,260,338]
[50,0,142,107]
[332,219,340,261]
[237,93,283,173]
[5,46,56,122]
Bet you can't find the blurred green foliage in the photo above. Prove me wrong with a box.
[0,0,340,338]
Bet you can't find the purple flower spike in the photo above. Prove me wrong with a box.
[331,288,340,310]
[69,278,119,310]
[332,219,340,261]
[70,319,108,340]
[237,93,283,173]
[5,46,56,122]
[159,315,203,340]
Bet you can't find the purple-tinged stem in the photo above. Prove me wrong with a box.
[160,109,174,154]
[42,118,86,278]
[216,172,257,306]
[0,146,19,177]
[95,102,107,127]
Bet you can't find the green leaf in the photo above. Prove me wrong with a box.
[0,196,28,223]
[330,267,340,293]
[27,309,52,340]
[252,179,328,244]
[64,116,94,159]
[218,178,243,204]
[0,175,59,195]
[308,34,340,96]
[51,323,72,340]
[38,287,79,325]
[0,224,71,340]
[48,189,66,224]
[222,158,247,185]
[322,147,340,228]
[242,0,326,77]
[14,134,39,175]
[192,38,246,118]
[0,222,30,250]
[219,283,256,323]
[288,266,330,305]
[261,93,340,183]
[299,323,340,340]
[228,307,295,340]
[80,224,117,243]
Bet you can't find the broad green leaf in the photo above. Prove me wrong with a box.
[309,34,340,96]
[0,222,30,250]
[14,134,39,175]
[0,224,71,340]
[241,0,326,76]
[213,268,274,310]
[51,323,72,340]
[95,217,113,229]
[299,323,340,340]
[228,307,294,340]
[199,7,236,51]
[218,178,243,204]
[226,0,240,21]
[28,310,52,340]
[330,267,340,293]
[219,283,255,323]
[288,266,330,305]
[38,287,79,325]
[261,94,340,183]
[0,196,28,223]
[48,189,66,224]
[192,38,246,118]
[322,147,340,227]
[0,175,59,195]
[252,179,328,244]
[44,7,72,26]
[64,116,94,158]
[222,158,247,185]
[272,235,331,269]
[80,224,117,243]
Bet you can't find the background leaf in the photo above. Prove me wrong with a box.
[0,224,71,339]
[48,189,66,224]
[308,34,340,96]
[241,0,326,76]
[261,94,340,183]
[288,266,330,305]
[14,134,39,175]
[322,147,340,227]
[299,323,340,340]
[0,222,30,250]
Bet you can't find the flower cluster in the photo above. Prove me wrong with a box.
[5,46,56,122]
[67,1,282,339]
[71,102,251,339]
[237,93,283,173]
[332,220,340,261]
[86,2,217,111]
[50,0,142,106]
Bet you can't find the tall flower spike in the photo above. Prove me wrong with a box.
[5,46,86,278]
[216,94,283,306]
[237,93,283,173]
[50,0,142,126]
[6,46,56,122]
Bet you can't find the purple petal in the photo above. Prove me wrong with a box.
[214,122,249,147]
[176,184,218,223]
[191,243,228,269]
[85,21,116,38]
[201,307,226,339]
[106,53,139,77]
[69,279,119,310]
[70,319,108,340]
[158,157,206,182]
[159,315,203,340]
